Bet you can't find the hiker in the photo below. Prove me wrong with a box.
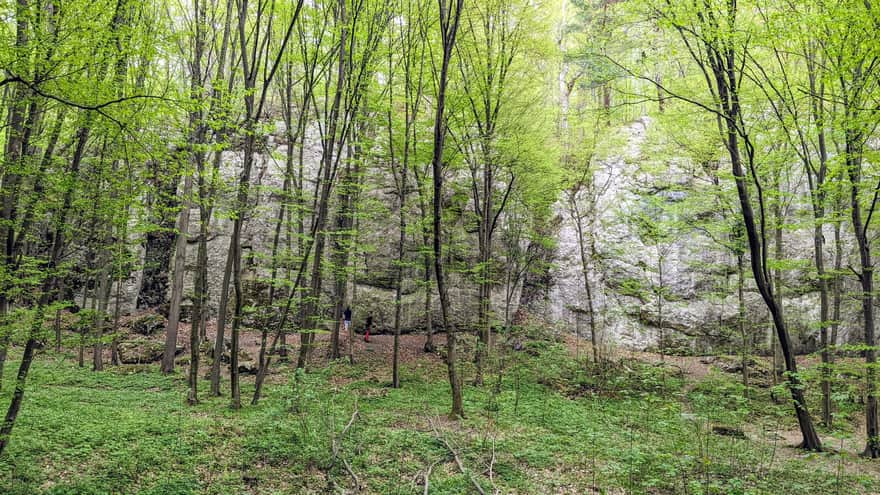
[364,313,373,342]
[343,306,352,333]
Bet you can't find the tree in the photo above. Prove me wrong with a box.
[221,0,304,409]
[0,0,151,457]
[431,0,465,419]
[386,0,429,387]
[817,0,880,456]
[642,0,823,450]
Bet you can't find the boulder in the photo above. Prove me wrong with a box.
[118,338,184,364]
[129,313,167,336]
[715,356,757,374]
[238,360,259,375]
[118,338,165,364]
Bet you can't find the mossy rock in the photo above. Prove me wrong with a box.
[129,313,167,336]
[118,338,165,364]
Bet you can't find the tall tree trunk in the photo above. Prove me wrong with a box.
[693,6,821,446]
[737,253,748,393]
[330,149,355,361]
[210,236,234,396]
[227,121,256,409]
[110,269,123,366]
[161,169,192,374]
[182,0,206,403]
[772,195,784,383]
[297,0,348,370]
[831,220,843,348]
[432,0,465,419]
[570,195,599,364]
[93,258,112,371]
[474,163,492,386]
[419,197,434,353]
[814,211,831,428]
[726,115,822,452]
[224,0,304,405]
[807,51,833,428]
[391,115,406,389]
[205,0,235,397]
[846,134,880,458]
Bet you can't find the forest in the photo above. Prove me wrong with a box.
[2,0,880,493]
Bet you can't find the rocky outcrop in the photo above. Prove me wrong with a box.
[548,117,861,352]
[108,116,859,355]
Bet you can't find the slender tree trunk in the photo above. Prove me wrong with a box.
[330,146,355,361]
[391,136,407,389]
[685,9,821,445]
[737,253,748,393]
[0,308,43,456]
[772,197,784,383]
[252,166,290,404]
[227,124,256,410]
[727,121,822,452]
[432,0,465,419]
[205,0,235,397]
[184,0,207,404]
[55,298,63,354]
[657,255,665,362]
[807,53,833,428]
[111,271,122,366]
[161,170,192,374]
[475,195,491,385]
[831,220,843,348]
[570,196,599,364]
[815,217,831,427]
[847,137,880,457]
[421,201,434,353]
[210,237,234,396]
[297,0,348,370]
[93,259,112,371]
[78,281,88,368]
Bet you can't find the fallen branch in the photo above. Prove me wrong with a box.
[488,436,498,495]
[428,416,486,495]
[423,460,440,495]
[342,456,360,491]
[329,402,362,492]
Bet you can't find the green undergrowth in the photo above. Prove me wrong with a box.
[0,339,878,494]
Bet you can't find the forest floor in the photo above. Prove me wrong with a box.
[1,322,880,494]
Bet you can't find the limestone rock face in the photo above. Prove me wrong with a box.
[113,117,860,354]
[548,117,861,352]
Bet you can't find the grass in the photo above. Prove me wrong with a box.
[0,336,879,494]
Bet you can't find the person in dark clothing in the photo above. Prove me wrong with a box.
[365,313,373,342]
[343,306,352,333]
